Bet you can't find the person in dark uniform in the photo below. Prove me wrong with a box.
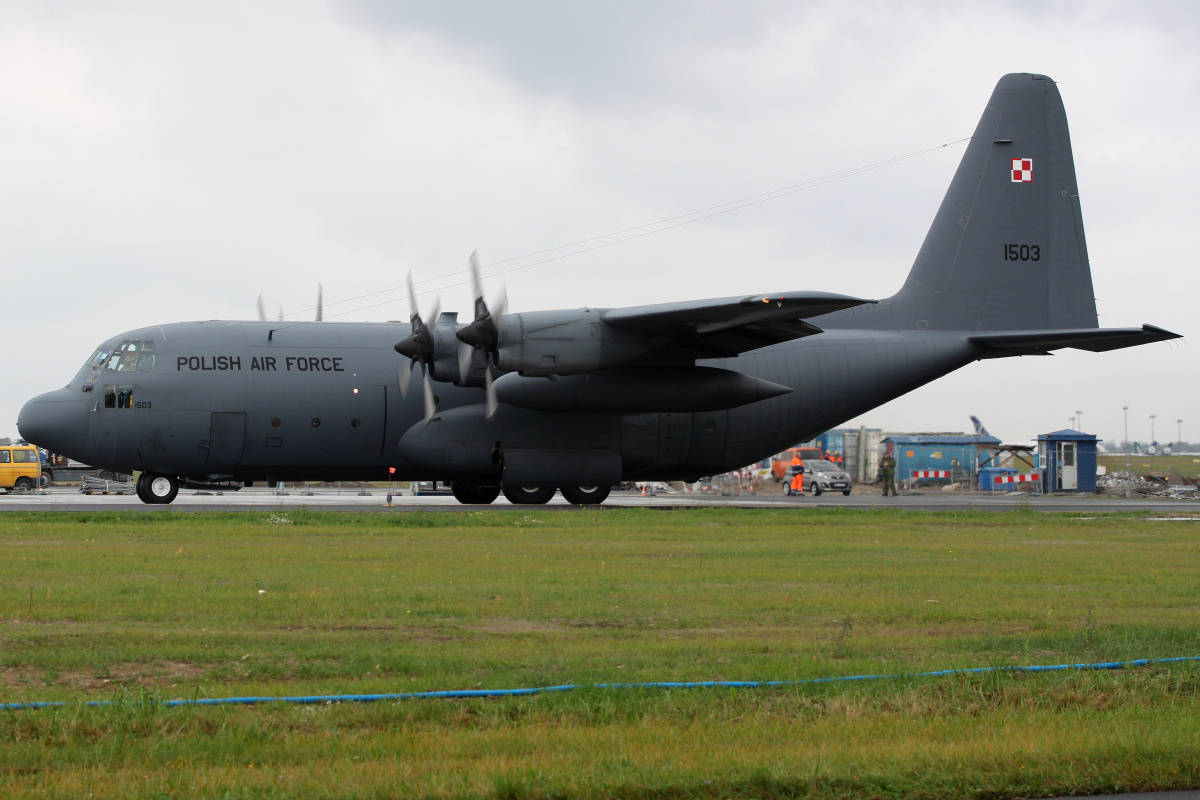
[880,452,898,496]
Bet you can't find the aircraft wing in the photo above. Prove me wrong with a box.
[969,324,1182,357]
[602,291,876,358]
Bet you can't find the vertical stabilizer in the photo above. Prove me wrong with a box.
[873,73,1098,332]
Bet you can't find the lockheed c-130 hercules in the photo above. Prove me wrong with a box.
[17,73,1180,505]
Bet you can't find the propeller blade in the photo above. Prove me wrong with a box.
[493,284,507,320]
[406,273,419,322]
[469,250,486,320]
[397,358,413,398]
[458,341,474,385]
[256,294,267,322]
[422,365,436,421]
[427,296,441,332]
[484,364,497,419]
[316,283,323,322]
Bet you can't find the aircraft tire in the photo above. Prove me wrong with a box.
[451,482,501,505]
[560,485,611,505]
[502,486,556,505]
[142,473,179,505]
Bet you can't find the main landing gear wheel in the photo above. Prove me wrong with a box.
[502,486,556,505]
[138,473,179,505]
[451,482,501,505]
[560,485,611,505]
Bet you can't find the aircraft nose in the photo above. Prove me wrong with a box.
[17,388,90,455]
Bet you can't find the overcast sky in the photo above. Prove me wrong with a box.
[2,1,1196,447]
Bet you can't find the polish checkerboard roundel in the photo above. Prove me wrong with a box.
[1011,158,1032,182]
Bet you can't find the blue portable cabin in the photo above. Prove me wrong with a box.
[811,430,846,459]
[810,429,873,461]
[1037,430,1098,493]
[883,435,1001,482]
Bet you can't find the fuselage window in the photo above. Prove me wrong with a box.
[104,385,117,409]
[116,385,134,409]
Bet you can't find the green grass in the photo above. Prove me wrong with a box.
[1100,452,1200,478]
[1,507,1198,798]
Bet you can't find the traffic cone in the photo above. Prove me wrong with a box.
[640,484,647,496]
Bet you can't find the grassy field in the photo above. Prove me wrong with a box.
[0,506,1198,799]
[1100,452,1200,478]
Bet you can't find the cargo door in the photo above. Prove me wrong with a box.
[208,412,247,465]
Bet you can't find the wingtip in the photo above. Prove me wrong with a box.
[1142,323,1183,340]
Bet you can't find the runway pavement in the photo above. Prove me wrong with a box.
[1,485,1198,514]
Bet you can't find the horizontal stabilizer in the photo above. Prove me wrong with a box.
[969,324,1181,356]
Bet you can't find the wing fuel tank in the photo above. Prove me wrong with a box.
[493,366,791,412]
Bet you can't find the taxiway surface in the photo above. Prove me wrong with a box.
[1,486,1197,514]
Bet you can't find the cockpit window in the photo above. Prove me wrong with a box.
[99,340,156,372]
[136,341,155,371]
[85,348,111,367]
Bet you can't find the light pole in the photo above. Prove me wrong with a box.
[1076,410,1083,432]
[1123,407,1132,497]
[1178,419,1184,446]
[1150,414,1157,444]
[1069,416,1077,431]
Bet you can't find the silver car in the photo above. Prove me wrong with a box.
[805,459,853,496]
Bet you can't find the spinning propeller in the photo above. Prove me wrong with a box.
[392,254,508,421]
[455,251,507,418]
[393,274,440,421]
[256,285,323,322]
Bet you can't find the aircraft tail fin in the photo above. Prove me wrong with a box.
[879,73,1098,332]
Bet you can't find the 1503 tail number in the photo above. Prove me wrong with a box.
[1004,244,1041,261]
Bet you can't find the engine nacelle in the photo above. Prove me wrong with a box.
[493,310,668,377]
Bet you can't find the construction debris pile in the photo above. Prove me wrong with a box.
[1097,471,1198,497]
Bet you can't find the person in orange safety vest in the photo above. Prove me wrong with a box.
[789,455,804,495]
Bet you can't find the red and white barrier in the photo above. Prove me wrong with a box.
[994,472,1040,484]
[911,470,952,479]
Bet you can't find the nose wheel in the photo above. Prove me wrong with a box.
[136,473,179,505]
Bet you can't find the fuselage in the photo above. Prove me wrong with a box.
[18,317,984,484]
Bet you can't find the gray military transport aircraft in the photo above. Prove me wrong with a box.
[17,73,1180,505]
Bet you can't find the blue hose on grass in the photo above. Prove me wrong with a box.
[3,656,1197,712]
